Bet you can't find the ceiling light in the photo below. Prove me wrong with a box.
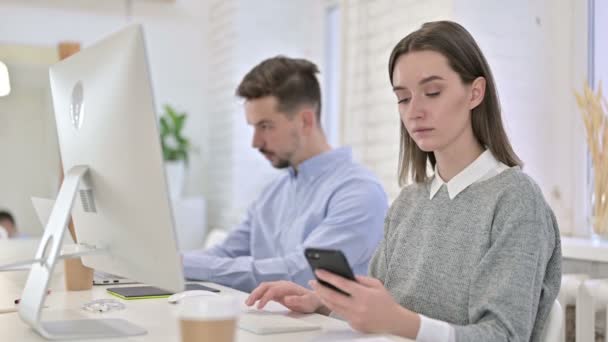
[0,61,10,97]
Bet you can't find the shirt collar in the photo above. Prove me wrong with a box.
[288,147,352,180]
[429,150,500,200]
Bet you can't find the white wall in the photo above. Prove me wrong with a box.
[0,0,210,234]
[0,0,591,237]
[339,0,587,234]
[453,0,587,234]
[340,0,453,201]
[0,0,324,236]
[205,0,325,230]
[594,0,608,87]
[0,56,60,235]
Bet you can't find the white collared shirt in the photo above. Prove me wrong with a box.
[417,149,509,342]
[429,149,509,200]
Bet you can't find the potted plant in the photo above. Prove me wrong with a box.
[159,104,193,199]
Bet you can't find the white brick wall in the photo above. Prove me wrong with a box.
[340,0,452,201]
[205,0,325,230]
[339,0,587,233]
[452,0,587,234]
[206,0,238,229]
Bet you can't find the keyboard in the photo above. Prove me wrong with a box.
[238,312,321,335]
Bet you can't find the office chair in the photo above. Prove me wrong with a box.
[542,300,564,342]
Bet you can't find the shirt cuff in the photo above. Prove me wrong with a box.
[182,250,212,280]
[416,314,455,342]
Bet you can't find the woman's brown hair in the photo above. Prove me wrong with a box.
[388,21,522,185]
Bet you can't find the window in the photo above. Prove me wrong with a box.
[322,3,341,147]
[586,0,608,234]
[590,0,608,88]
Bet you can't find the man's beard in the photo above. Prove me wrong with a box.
[272,159,290,169]
[259,149,291,169]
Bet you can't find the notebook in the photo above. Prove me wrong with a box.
[238,311,321,335]
[107,283,220,300]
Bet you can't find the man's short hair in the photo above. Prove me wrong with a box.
[236,56,322,123]
[0,210,15,226]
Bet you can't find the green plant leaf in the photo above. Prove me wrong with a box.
[159,117,169,136]
[159,103,193,163]
[175,115,186,134]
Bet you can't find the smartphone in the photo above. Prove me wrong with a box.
[304,248,356,296]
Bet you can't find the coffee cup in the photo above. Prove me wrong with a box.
[178,295,240,342]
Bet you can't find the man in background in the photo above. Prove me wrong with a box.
[182,56,387,292]
[0,210,26,239]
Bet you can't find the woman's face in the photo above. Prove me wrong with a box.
[391,50,484,153]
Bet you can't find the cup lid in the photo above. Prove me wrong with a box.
[179,295,241,320]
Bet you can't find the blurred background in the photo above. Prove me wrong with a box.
[0,0,605,247]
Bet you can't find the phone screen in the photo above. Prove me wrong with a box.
[304,248,355,296]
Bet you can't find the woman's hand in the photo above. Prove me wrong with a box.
[311,270,420,338]
[245,280,327,314]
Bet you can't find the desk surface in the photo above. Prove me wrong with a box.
[0,269,412,342]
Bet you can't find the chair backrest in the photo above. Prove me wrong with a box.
[541,300,563,342]
[203,228,229,249]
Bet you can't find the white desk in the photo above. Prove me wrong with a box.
[562,236,608,262]
[0,270,412,342]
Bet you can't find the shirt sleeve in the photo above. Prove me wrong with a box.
[182,205,254,277]
[416,315,455,342]
[201,208,255,258]
[182,179,387,293]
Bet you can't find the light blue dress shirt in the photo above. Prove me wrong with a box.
[183,147,388,292]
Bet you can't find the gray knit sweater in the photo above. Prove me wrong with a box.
[369,167,561,341]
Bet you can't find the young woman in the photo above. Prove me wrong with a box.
[245,21,561,342]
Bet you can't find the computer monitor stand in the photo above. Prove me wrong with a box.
[18,165,147,340]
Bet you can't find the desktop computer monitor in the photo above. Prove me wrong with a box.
[18,24,185,339]
[48,24,184,292]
